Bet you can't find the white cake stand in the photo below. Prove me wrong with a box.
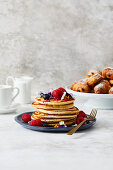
[66,87,113,110]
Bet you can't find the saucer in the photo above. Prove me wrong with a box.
[0,103,19,114]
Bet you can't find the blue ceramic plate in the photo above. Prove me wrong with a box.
[15,112,96,133]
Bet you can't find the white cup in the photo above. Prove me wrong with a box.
[6,76,33,104]
[0,85,19,108]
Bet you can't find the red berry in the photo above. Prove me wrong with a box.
[30,120,37,126]
[22,113,31,123]
[78,111,87,118]
[52,89,63,99]
[30,119,43,126]
[52,89,60,99]
[57,89,63,98]
[30,120,34,126]
[58,87,66,93]
[76,116,85,125]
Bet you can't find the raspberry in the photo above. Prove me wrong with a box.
[78,111,87,118]
[52,89,63,99]
[76,117,85,125]
[30,119,43,126]
[58,87,66,93]
[22,113,31,123]
[57,89,63,98]
[52,89,59,99]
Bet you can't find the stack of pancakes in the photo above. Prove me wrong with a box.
[31,97,79,127]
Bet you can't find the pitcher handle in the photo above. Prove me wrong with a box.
[6,76,15,86]
[12,87,20,102]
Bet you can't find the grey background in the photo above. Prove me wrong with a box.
[0,0,113,94]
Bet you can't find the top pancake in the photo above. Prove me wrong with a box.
[35,97,74,105]
[32,102,74,110]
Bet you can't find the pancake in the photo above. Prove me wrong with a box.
[32,102,74,110]
[31,91,78,127]
[32,111,78,119]
[48,119,76,127]
[35,107,79,115]
[35,97,74,105]
[31,114,76,123]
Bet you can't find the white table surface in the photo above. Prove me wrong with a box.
[0,103,113,170]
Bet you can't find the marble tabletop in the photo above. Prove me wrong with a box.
[0,103,113,170]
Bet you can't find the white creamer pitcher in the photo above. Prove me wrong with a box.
[6,76,33,104]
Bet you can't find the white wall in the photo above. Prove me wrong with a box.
[0,0,113,94]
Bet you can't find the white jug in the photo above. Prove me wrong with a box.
[6,76,33,104]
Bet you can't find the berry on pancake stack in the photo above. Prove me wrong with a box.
[31,87,79,127]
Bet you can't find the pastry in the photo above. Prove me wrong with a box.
[87,73,103,87]
[102,67,113,78]
[78,78,88,84]
[109,87,113,94]
[71,67,113,94]
[106,69,113,80]
[71,81,76,90]
[94,80,111,94]
[109,80,113,85]
[72,82,91,93]
[85,70,101,78]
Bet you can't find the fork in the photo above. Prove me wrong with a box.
[67,109,97,135]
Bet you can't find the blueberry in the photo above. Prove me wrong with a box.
[43,94,50,100]
[48,92,53,97]
[82,88,85,91]
[108,74,111,77]
[40,92,44,97]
